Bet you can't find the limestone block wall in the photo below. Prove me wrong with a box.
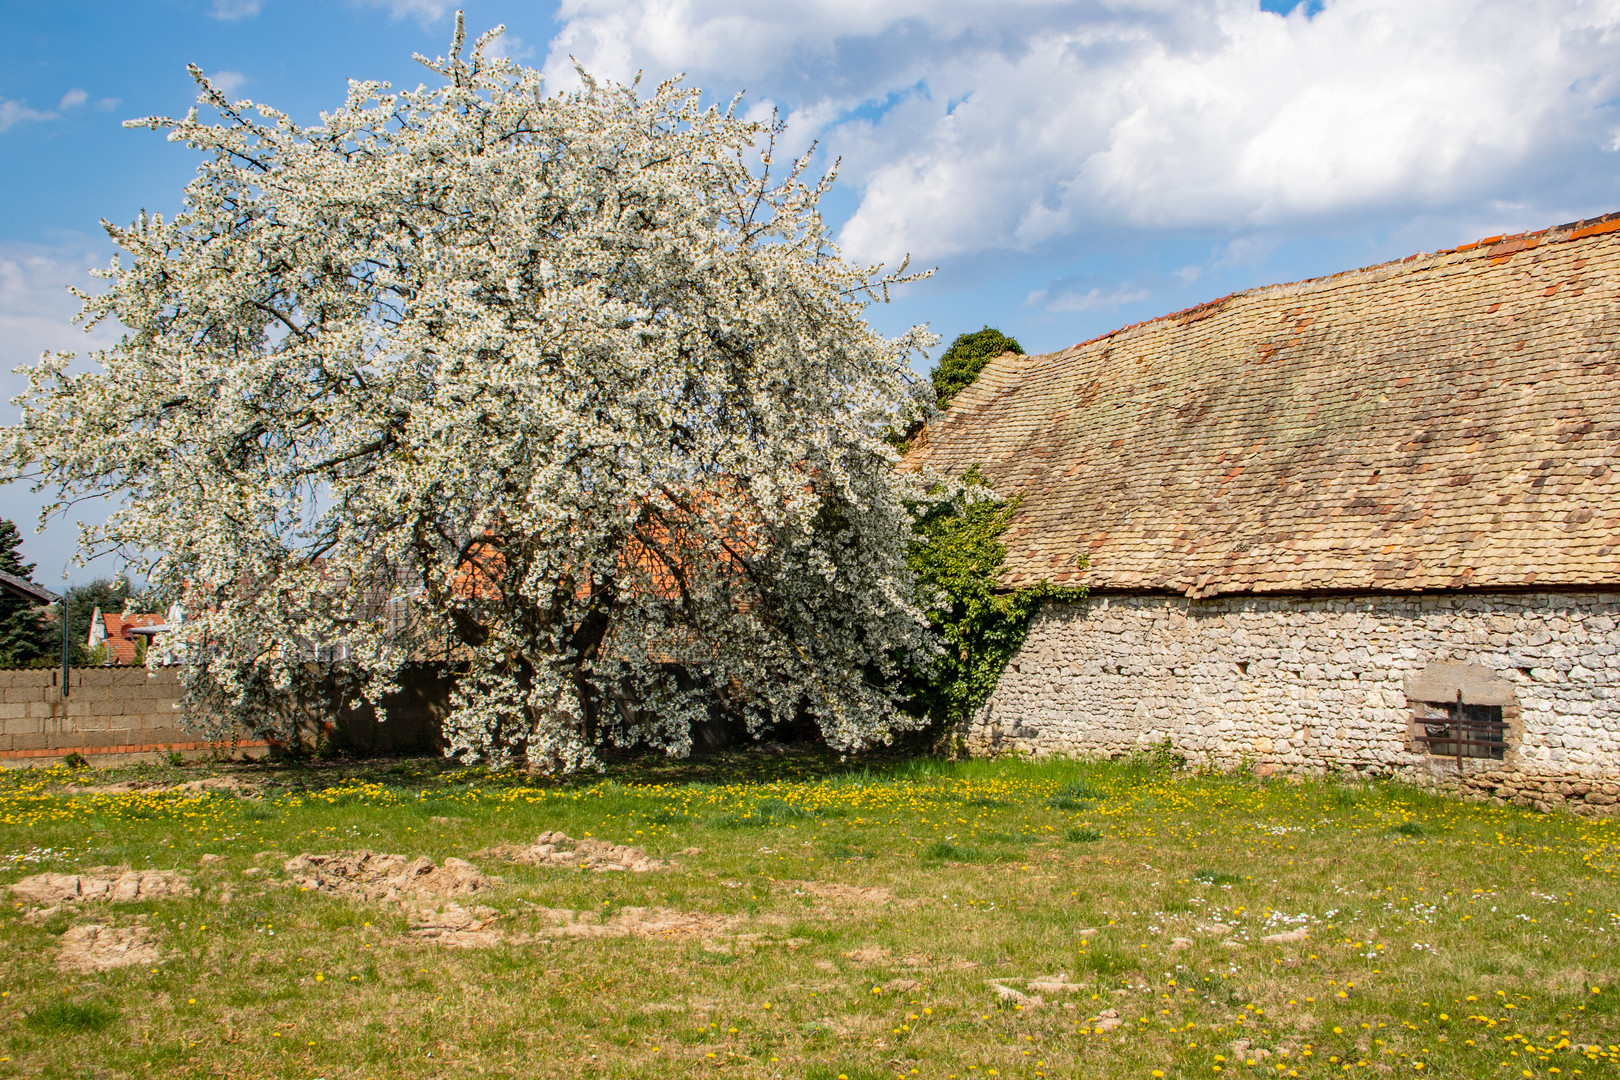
[970,590,1620,811]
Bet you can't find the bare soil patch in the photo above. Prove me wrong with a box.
[841,945,970,971]
[407,901,504,947]
[10,869,193,906]
[786,880,892,907]
[282,851,499,902]
[72,776,263,797]
[56,924,163,973]
[530,905,742,939]
[476,831,667,873]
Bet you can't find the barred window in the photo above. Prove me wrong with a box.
[1416,698,1506,761]
[1404,662,1515,765]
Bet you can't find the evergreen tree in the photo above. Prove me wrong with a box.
[930,327,1025,407]
[0,520,56,667]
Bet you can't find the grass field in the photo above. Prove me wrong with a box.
[1,751,1616,1079]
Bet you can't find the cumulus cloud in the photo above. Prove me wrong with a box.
[0,237,118,387]
[541,0,1620,265]
[210,0,263,18]
[0,99,57,134]
[207,70,249,98]
[347,0,453,23]
[484,30,534,62]
[58,89,88,110]
[0,237,123,577]
[1026,283,1153,313]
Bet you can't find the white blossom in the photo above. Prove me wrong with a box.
[2,17,942,771]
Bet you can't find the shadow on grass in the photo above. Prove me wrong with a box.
[25,1001,118,1035]
[919,841,990,863]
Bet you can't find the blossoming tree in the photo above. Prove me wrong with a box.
[3,19,942,771]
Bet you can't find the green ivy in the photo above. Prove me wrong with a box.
[903,467,1084,733]
[931,327,1024,407]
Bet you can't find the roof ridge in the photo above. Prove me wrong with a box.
[1045,210,1620,360]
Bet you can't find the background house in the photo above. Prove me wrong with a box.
[907,213,1620,811]
[87,607,165,666]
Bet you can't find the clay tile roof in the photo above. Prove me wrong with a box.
[100,613,164,665]
[904,212,1620,598]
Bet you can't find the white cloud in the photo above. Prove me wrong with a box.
[0,99,57,134]
[0,237,118,382]
[211,0,263,17]
[485,31,534,62]
[207,70,249,98]
[1026,283,1153,313]
[58,89,88,110]
[541,0,1620,265]
[95,97,121,112]
[347,0,452,24]
[0,237,123,578]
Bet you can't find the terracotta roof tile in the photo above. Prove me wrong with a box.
[97,613,163,665]
[904,212,1620,597]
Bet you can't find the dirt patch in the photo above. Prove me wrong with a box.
[786,880,892,907]
[176,776,262,796]
[476,831,666,873]
[57,924,163,973]
[282,851,498,902]
[1027,974,1086,994]
[407,901,505,948]
[531,905,742,939]
[10,870,193,906]
[991,981,1042,1008]
[72,775,263,797]
[839,946,971,971]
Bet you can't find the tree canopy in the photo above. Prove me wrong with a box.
[930,327,1024,407]
[0,520,55,667]
[2,19,945,770]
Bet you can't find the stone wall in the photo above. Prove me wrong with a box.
[970,590,1620,813]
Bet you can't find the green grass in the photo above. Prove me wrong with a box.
[23,1001,118,1034]
[0,751,1615,1079]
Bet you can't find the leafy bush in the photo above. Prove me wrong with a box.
[931,327,1024,407]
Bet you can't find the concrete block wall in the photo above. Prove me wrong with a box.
[0,664,449,764]
[0,667,264,763]
[970,590,1620,813]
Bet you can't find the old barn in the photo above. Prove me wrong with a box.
[909,213,1620,810]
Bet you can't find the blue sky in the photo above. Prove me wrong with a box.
[2,0,1619,582]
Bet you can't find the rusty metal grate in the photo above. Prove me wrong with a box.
[1413,692,1506,766]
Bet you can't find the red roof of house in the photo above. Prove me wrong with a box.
[96,613,164,665]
